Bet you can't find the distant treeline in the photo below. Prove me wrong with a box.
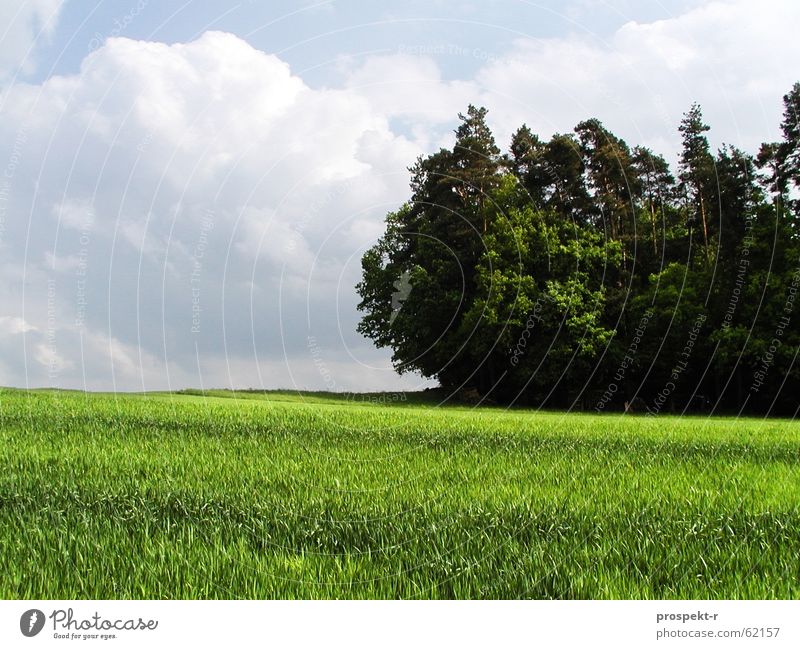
[357,84,800,415]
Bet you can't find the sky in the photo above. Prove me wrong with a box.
[0,0,797,392]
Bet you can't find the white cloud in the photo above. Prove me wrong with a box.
[475,0,800,158]
[0,0,64,80]
[0,31,425,390]
[343,53,477,124]
[0,316,35,334]
[33,341,71,373]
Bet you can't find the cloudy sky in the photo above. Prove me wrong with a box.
[0,0,797,391]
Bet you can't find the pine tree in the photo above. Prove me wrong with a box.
[678,104,714,261]
[575,118,637,265]
[632,146,675,258]
[451,105,503,234]
[776,82,800,211]
[755,142,788,209]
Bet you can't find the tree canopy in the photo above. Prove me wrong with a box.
[357,86,800,415]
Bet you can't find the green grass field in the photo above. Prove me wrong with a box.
[1,388,798,599]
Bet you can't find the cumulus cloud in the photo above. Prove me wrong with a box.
[0,0,796,391]
[0,0,64,80]
[475,0,800,158]
[0,31,428,391]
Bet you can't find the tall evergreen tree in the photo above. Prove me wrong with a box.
[508,131,591,222]
[775,82,800,213]
[575,118,638,266]
[755,142,788,211]
[507,124,547,207]
[678,104,715,261]
[713,145,760,261]
[631,146,675,260]
[450,105,503,233]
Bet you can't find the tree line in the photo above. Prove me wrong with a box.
[356,83,800,415]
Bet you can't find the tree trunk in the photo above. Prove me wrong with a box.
[699,190,709,261]
[649,196,658,256]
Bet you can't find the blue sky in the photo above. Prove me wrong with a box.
[34,1,703,85]
[0,0,797,391]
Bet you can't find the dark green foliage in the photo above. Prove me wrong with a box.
[358,86,800,414]
[678,103,716,261]
[777,82,800,208]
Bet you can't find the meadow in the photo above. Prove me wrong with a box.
[0,388,798,599]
